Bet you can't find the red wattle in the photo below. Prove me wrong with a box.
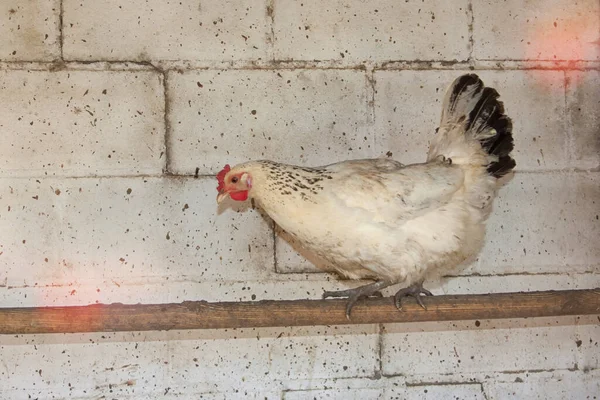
[230,191,249,201]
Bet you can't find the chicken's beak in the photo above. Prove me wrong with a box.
[216,190,230,204]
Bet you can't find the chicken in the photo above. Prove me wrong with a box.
[216,74,515,318]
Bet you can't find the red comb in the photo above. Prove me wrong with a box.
[216,164,231,192]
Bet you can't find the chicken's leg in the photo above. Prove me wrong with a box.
[322,280,394,319]
[394,281,433,310]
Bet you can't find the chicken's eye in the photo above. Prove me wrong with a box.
[231,176,239,183]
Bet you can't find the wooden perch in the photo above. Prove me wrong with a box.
[0,289,598,334]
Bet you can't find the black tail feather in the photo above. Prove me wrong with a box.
[487,155,516,178]
[454,74,516,178]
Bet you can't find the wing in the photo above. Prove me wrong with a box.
[324,159,465,226]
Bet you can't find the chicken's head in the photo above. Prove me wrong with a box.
[216,164,252,203]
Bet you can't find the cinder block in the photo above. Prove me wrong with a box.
[576,320,599,371]
[566,71,600,169]
[374,70,568,170]
[283,388,382,400]
[165,325,379,391]
[439,273,600,295]
[468,172,600,275]
[0,70,165,177]
[0,333,171,399]
[484,373,600,400]
[0,177,273,288]
[273,0,470,62]
[1,326,378,398]
[63,0,270,61]
[0,0,60,61]
[167,69,372,174]
[382,319,578,375]
[473,0,600,60]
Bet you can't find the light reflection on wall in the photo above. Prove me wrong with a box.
[526,9,599,62]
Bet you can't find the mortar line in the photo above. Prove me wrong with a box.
[1,60,599,72]
[563,70,575,168]
[4,271,599,290]
[2,168,598,181]
[446,269,600,277]
[272,220,279,274]
[480,382,491,400]
[58,0,64,60]
[266,0,276,62]
[162,71,172,174]
[365,66,377,157]
[477,58,600,63]
[467,0,475,66]
[405,380,484,388]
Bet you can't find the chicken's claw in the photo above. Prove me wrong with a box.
[394,283,433,310]
[322,280,393,320]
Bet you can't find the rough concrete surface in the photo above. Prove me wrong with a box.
[0,0,599,398]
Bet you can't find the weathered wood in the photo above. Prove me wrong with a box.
[0,289,598,334]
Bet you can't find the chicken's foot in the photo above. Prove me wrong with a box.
[394,282,433,310]
[322,280,394,319]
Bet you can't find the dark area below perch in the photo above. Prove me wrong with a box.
[1,289,598,334]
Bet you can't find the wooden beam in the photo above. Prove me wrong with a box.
[0,289,598,334]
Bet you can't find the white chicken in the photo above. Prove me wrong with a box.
[216,74,515,317]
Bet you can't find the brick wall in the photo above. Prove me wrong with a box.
[1,0,599,398]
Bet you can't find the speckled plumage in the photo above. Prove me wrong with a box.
[219,74,515,294]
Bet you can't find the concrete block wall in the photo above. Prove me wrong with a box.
[0,0,598,398]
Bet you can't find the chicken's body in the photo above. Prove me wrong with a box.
[217,74,515,317]
[239,158,487,284]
